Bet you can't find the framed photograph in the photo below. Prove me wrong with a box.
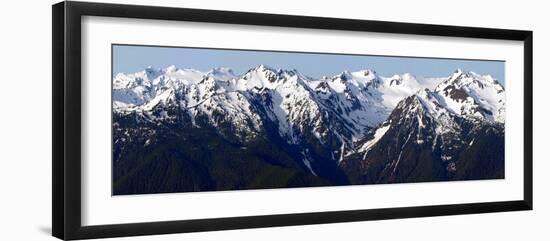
[52,1,533,240]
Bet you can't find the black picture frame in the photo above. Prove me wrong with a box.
[52,1,533,240]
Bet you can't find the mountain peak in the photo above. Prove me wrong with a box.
[353,69,376,77]
[244,64,281,78]
[143,66,163,80]
[145,65,160,73]
[254,64,276,72]
[430,70,505,123]
[401,72,415,79]
[341,70,352,75]
[275,68,301,77]
[333,70,352,82]
[164,65,178,72]
[448,68,469,82]
[438,69,503,92]
[206,68,237,82]
[387,73,417,86]
[389,74,403,86]
[210,66,233,73]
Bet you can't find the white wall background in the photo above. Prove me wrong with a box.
[0,0,547,240]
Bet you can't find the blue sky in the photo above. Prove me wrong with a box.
[113,44,505,84]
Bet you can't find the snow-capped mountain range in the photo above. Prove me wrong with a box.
[112,64,505,194]
[114,65,503,138]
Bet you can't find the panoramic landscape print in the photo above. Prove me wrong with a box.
[112,45,505,195]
